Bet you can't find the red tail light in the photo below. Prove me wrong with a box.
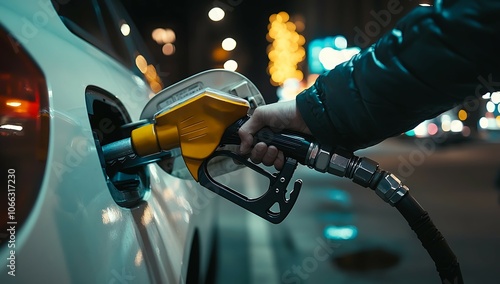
[0,26,50,246]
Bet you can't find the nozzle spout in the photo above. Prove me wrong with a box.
[102,138,135,162]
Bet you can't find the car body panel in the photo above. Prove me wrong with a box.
[0,1,217,283]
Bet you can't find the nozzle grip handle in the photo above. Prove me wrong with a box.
[221,117,314,165]
[254,128,312,165]
[198,150,302,224]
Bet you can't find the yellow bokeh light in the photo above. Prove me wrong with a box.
[269,14,277,23]
[266,33,273,42]
[212,47,229,61]
[268,50,276,60]
[145,64,157,80]
[150,81,162,93]
[135,55,148,74]
[295,20,305,32]
[268,28,279,39]
[297,35,306,45]
[271,72,282,84]
[267,11,305,86]
[458,109,468,121]
[286,22,296,31]
[278,11,290,22]
[294,70,304,81]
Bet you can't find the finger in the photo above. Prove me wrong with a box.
[274,151,285,170]
[238,116,261,154]
[238,133,253,155]
[261,145,279,167]
[249,142,268,164]
[238,121,253,154]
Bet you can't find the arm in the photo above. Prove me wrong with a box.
[298,1,500,150]
[239,0,500,166]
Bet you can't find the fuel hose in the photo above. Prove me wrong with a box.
[302,146,464,284]
[225,118,464,283]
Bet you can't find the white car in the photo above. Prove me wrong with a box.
[0,1,219,283]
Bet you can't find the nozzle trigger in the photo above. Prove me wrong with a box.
[198,150,302,224]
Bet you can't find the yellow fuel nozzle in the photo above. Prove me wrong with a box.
[131,91,250,181]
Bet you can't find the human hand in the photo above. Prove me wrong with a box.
[238,99,311,169]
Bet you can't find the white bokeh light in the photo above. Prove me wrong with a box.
[486,101,495,112]
[223,60,238,71]
[491,91,500,104]
[479,117,489,129]
[208,7,225,21]
[334,36,347,49]
[120,23,130,36]
[222,38,237,51]
[319,47,360,70]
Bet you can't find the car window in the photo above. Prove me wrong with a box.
[54,0,161,87]
[98,0,131,67]
[55,0,120,60]
[102,0,164,92]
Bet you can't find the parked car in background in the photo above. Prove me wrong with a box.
[403,104,481,145]
[0,0,219,283]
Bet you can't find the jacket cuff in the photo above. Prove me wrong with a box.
[296,83,341,146]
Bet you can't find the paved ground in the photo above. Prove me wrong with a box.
[213,135,500,284]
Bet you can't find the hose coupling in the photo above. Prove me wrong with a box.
[375,173,409,206]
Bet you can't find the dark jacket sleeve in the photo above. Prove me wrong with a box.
[296,0,500,151]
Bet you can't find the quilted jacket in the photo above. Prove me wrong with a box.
[296,0,500,150]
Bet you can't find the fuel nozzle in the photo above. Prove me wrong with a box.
[102,91,250,180]
[101,91,311,224]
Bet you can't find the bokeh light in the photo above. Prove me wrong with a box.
[208,7,225,21]
[222,37,237,51]
[267,11,306,86]
[152,28,176,44]
[224,59,238,71]
[120,23,130,36]
[162,43,175,55]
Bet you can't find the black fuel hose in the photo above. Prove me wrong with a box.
[341,155,464,284]
[225,118,464,283]
[395,192,464,284]
[226,119,465,283]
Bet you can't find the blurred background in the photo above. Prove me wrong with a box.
[118,0,500,283]
[121,0,422,101]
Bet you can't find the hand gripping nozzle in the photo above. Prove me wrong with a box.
[102,92,311,224]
